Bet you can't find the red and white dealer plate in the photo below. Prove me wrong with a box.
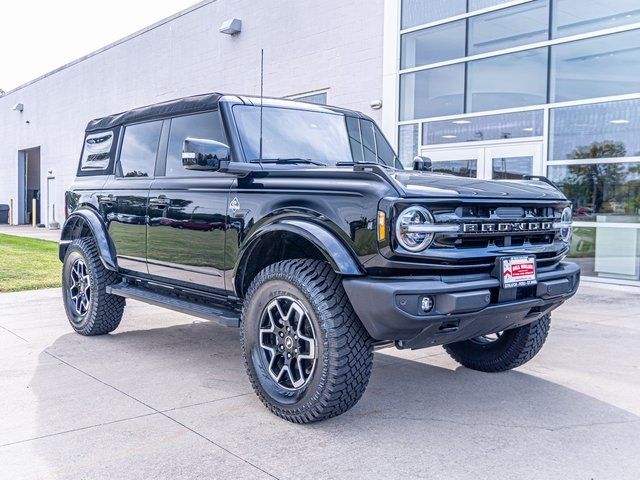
[499,255,537,289]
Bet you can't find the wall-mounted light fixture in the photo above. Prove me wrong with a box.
[219,18,242,35]
[370,99,383,110]
[13,103,24,112]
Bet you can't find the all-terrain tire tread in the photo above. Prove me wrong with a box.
[63,238,125,336]
[443,314,551,372]
[240,259,373,423]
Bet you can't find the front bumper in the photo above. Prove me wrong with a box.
[343,262,580,350]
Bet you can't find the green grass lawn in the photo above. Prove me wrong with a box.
[0,234,61,292]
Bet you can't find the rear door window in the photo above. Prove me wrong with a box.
[118,121,163,178]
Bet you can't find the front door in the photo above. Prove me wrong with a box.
[422,141,543,180]
[146,110,233,292]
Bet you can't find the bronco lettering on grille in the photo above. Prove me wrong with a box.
[463,222,553,233]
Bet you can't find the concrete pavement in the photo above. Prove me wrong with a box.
[0,284,639,479]
[0,225,61,242]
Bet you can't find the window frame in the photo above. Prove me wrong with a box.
[399,62,467,121]
[115,119,165,180]
[158,109,230,178]
[467,0,550,56]
[400,19,467,69]
[76,128,120,177]
[465,46,549,112]
[345,115,400,167]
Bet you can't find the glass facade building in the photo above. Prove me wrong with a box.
[395,0,640,285]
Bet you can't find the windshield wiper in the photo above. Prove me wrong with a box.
[250,158,327,166]
[335,161,396,169]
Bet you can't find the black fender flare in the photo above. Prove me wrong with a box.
[59,209,117,271]
[234,218,364,294]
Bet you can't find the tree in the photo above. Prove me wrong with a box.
[558,141,629,214]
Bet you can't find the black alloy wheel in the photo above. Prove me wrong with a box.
[258,295,317,391]
[62,238,125,335]
[67,258,91,318]
[241,259,374,423]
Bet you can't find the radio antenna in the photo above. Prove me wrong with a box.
[259,48,264,163]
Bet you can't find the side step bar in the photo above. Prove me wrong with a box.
[107,283,240,328]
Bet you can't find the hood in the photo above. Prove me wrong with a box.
[390,171,566,200]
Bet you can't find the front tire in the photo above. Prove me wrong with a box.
[443,314,551,372]
[62,237,125,335]
[240,259,373,423]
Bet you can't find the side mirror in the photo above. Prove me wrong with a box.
[182,138,231,171]
[413,155,432,171]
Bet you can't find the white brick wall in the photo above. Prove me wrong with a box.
[0,0,385,225]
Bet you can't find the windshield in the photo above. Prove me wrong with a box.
[233,105,400,167]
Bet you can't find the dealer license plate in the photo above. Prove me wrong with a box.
[499,255,537,289]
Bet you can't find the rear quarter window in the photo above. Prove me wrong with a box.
[78,129,118,175]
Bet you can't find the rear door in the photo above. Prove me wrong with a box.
[100,120,163,274]
[146,110,234,292]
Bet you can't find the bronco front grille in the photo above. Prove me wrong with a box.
[431,205,561,250]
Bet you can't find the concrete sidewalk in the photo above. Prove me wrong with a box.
[0,225,61,242]
[0,284,638,479]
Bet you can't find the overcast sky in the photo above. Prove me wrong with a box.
[0,0,202,92]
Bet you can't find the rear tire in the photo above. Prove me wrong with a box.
[62,237,125,335]
[443,314,551,372]
[240,259,373,423]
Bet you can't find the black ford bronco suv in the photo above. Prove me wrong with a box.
[60,93,579,423]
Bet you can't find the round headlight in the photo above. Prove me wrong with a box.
[559,207,572,243]
[395,206,435,252]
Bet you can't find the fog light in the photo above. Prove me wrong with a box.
[420,296,433,312]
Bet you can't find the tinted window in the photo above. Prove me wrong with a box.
[400,64,465,120]
[361,120,377,162]
[424,110,543,145]
[119,121,162,178]
[549,99,640,161]
[401,0,466,29]
[80,130,114,171]
[346,116,364,162]
[345,117,397,167]
[550,30,640,103]
[467,47,548,112]
[165,111,227,176]
[233,106,352,164]
[374,128,399,167]
[468,0,549,55]
[401,20,466,69]
[552,0,640,38]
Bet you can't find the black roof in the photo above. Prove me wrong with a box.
[86,92,223,132]
[85,92,370,133]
